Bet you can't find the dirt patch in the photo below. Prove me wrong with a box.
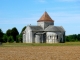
[0,46,80,60]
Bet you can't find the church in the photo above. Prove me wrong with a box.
[23,11,65,43]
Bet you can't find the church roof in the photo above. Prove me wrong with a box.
[29,26,43,31]
[37,11,54,22]
[44,25,65,32]
[29,25,65,32]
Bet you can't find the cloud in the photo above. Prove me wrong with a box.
[0,11,80,35]
[0,18,38,24]
[47,12,80,25]
[1,11,80,25]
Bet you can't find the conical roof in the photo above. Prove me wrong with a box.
[37,11,54,22]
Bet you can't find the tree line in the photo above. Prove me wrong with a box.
[0,26,26,43]
[66,34,80,42]
[0,26,80,43]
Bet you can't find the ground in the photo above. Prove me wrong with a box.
[0,43,80,60]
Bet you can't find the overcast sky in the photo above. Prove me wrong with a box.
[0,0,80,35]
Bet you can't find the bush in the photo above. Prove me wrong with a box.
[16,35,22,43]
[8,36,14,43]
[2,34,8,43]
[16,35,20,43]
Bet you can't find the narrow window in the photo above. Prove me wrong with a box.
[50,36,51,39]
[57,35,58,39]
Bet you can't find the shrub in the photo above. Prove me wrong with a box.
[2,34,8,43]
[8,36,14,43]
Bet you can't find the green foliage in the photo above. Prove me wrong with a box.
[11,27,19,41]
[16,35,19,43]
[77,34,80,41]
[6,27,19,42]
[2,34,8,43]
[0,29,4,42]
[19,26,26,43]
[65,36,69,42]
[20,26,26,34]
[8,36,14,43]
[19,34,22,43]
[16,35,22,43]
[66,34,80,42]
[6,29,12,36]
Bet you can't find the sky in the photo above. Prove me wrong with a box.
[0,0,80,35]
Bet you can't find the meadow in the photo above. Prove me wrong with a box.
[0,42,80,60]
[0,42,80,47]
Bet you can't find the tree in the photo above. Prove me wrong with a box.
[8,36,14,43]
[66,34,80,42]
[16,35,22,43]
[20,26,26,34]
[6,29,12,36]
[11,27,19,41]
[65,36,69,42]
[78,34,80,41]
[16,35,20,43]
[0,29,4,43]
[2,34,8,43]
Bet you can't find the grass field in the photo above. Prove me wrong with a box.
[0,42,80,47]
[0,42,80,60]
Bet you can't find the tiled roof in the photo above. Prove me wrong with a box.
[29,25,65,32]
[44,25,65,32]
[37,11,54,22]
[29,26,43,31]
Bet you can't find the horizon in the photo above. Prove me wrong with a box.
[0,0,80,35]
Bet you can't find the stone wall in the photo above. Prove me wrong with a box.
[23,26,33,43]
[46,32,63,43]
[37,22,54,29]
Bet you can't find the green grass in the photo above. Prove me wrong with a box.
[0,42,80,47]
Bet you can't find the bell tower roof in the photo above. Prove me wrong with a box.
[37,11,54,22]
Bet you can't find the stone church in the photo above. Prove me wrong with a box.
[23,11,65,43]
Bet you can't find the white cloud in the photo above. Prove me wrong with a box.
[0,11,80,35]
[48,12,80,24]
[0,18,38,24]
[0,11,80,26]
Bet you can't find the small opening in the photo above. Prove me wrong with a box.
[57,35,58,39]
[50,36,51,39]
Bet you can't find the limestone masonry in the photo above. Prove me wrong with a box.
[23,11,65,43]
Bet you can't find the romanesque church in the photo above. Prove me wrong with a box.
[23,11,65,43]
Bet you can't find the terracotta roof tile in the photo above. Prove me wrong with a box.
[37,11,54,22]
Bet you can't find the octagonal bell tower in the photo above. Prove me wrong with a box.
[37,11,54,29]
